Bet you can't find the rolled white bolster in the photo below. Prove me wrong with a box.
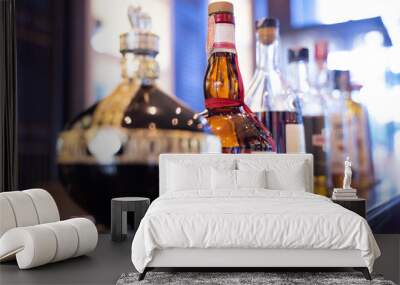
[65,218,98,257]
[0,218,97,269]
[1,191,39,227]
[0,196,17,237]
[23,188,60,224]
[0,226,57,269]
[42,221,79,262]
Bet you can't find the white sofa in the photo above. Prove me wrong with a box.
[0,188,98,269]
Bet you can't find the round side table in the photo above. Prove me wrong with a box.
[111,197,150,242]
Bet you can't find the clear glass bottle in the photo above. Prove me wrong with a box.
[203,2,274,153]
[327,70,347,190]
[314,41,331,96]
[331,70,375,193]
[246,18,305,153]
[287,47,330,196]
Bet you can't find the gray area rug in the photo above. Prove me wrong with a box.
[116,272,396,285]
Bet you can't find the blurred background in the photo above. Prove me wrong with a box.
[15,0,400,232]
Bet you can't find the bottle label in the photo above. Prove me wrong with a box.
[207,15,215,56]
[207,15,235,57]
[285,124,305,153]
[330,114,345,174]
[312,132,325,147]
[304,115,327,176]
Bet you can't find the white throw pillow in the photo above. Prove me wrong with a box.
[237,158,308,191]
[236,169,267,189]
[211,169,268,191]
[211,168,236,190]
[266,163,307,191]
[167,162,211,191]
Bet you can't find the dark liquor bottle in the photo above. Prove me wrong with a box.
[57,6,219,225]
[246,18,305,153]
[203,2,275,153]
[287,47,330,196]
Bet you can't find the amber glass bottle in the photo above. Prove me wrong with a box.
[203,2,274,153]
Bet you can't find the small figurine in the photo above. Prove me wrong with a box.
[343,156,352,189]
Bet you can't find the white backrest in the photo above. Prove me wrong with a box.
[159,153,314,195]
[0,189,60,238]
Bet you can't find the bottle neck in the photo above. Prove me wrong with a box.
[121,52,159,86]
[257,40,278,71]
[289,60,310,92]
[205,11,245,107]
[207,12,236,56]
[315,59,329,90]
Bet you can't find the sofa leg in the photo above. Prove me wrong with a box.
[354,267,371,280]
[138,268,148,281]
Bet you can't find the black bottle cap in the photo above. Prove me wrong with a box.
[288,47,309,63]
[256,18,279,29]
[333,70,351,91]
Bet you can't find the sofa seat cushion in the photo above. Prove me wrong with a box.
[0,218,97,269]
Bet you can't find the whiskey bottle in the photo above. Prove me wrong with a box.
[332,70,375,193]
[203,2,275,153]
[246,18,304,153]
[287,47,330,196]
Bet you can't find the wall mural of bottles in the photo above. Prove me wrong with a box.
[54,0,400,233]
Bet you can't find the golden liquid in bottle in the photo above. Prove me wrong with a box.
[204,53,272,153]
[344,97,375,196]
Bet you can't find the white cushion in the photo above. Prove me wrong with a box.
[0,196,17,237]
[42,221,79,262]
[166,159,235,192]
[211,169,268,191]
[0,225,57,269]
[0,189,60,238]
[0,218,97,269]
[211,168,236,190]
[266,165,306,191]
[160,154,313,195]
[1,191,39,227]
[64,218,98,257]
[238,159,307,191]
[236,169,267,189]
[167,163,211,191]
[23,189,60,224]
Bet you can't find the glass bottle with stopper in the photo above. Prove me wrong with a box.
[203,1,275,153]
[287,47,330,196]
[246,18,305,154]
[120,7,210,134]
[57,6,219,225]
